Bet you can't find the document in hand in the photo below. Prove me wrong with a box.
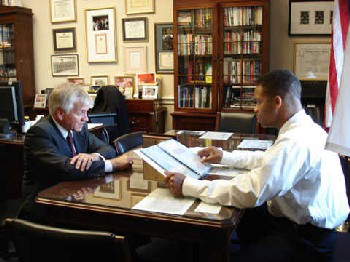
[136,139,211,179]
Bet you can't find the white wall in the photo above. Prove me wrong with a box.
[20,0,328,131]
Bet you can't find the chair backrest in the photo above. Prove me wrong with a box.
[216,112,257,134]
[113,131,145,155]
[91,86,130,137]
[4,218,132,262]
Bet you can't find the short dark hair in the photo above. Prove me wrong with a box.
[257,70,301,100]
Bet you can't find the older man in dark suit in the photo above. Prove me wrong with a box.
[18,83,132,222]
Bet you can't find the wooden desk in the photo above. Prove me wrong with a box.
[36,132,275,261]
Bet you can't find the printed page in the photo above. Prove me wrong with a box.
[157,139,211,177]
[237,139,273,150]
[132,188,195,215]
[138,146,200,179]
[199,131,233,140]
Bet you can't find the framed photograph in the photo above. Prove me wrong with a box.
[123,87,134,99]
[86,7,117,63]
[154,23,174,74]
[50,0,76,23]
[67,77,84,84]
[34,94,47,108]
[124,46,147,74]
[289,0,334,35]
[91,75,109,86]
[142,85,158,99]
[114,76,134,95]
[125,0,155,15]
[293,41,331,80]
[94,180,121,199]
[122,17,148,41]
[53,27,76,52]
[51,54,79,76]
[137,73,155,84]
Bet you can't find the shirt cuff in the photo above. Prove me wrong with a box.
[182,176,209,198]
[104,160,113,173]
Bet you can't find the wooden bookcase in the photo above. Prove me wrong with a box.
[0,6,35,109]
[172,0,269,131]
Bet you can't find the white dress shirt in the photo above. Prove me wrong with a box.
[182,110,350,229]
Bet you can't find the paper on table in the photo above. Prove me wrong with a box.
[132,188,195,215]
[194,202,221,214]
[208,165,250,178]
[237,139,273,150]
[199,131,233,140]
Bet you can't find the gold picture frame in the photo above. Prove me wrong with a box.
[50,0,76,23]
[125,0,155,15]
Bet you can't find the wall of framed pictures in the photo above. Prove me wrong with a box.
[23,0,331,132]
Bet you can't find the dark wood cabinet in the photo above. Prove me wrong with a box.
[172,0,269,131]
[0,6,35,109]
[126,99,166,134]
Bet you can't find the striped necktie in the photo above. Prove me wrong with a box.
[67,131,77,157]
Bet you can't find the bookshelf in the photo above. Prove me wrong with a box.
[172,0,269,131]
[0,6,35,109]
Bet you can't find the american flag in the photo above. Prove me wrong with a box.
[325,0,350,156]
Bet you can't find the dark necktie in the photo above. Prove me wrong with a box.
[67,131,77,157]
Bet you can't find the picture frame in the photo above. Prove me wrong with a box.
[51,54,79,77]
[67,77,84,84]
[293,41,331,80]
[142,85,158,99]
[154,23,174,74]
[124,46,147,74]
[114,76,134,97]
[122,17,148,41]
[137,73,156,85]
[91,75,109,86]
[94,180,121,200]
[53,27,76,52]
[85,7,117,63]
[50,0,76,23]
[289,0,334,36]
[125,0,155,15]
[34,94,47,108]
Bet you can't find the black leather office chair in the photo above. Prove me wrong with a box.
[216,112,257,134]
[113,131,145,155]
[4,218,132,262]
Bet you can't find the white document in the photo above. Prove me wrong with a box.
[194,202,221,214]
[199,131,233,140]
[87,123,103,130]
[138,139,211,179]
[132,188,195,215]
[208,165,250,178]
[237,139,273,150]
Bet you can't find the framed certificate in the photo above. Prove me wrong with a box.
[125,0,155,15]
[53,27,76,52]
[154,23,174,74]
[122,17,148,41]
[50,0,76,23]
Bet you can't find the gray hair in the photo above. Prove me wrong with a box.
[48,83,93,115]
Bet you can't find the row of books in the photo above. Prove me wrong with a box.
[177,9,213,28]
[0,25,14,47]
[223,85,256,109]
[223,59,261,84]
[178,85,212,109]
[0,50,15,65]
[224,6,263,26]
[177,34,213,55]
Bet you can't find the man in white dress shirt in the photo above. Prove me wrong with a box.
[165,70,350,261]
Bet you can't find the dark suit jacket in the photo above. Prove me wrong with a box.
[18,116,116,222]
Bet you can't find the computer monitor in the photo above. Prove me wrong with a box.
[88,112,117,126]
[0,82,25,138]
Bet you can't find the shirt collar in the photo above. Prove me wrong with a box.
[279,109,306,135]
[52,117,70,139]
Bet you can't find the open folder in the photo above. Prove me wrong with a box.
[135,139,211,179]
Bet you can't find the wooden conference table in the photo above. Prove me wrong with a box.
[36,131,275,262]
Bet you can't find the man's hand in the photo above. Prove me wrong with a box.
[165,172,186,197]
[197,146,223,164]
[70,153,98,171]
[110,155,133,171]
